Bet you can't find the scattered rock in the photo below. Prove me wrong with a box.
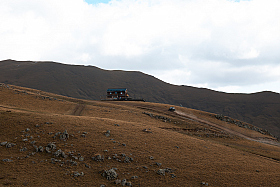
[30,141,36,145]
[85,163,91,168]
[102,168,118,180]
[155,162,162,167]
[6,142,16,148]
[53,132,61,139]
[114,179,121,184]
[66,160,78,166]
[46,142,56,153]
[1,141,7,146]
[45,147,51,153]
[156,168,175,176]
[157,169,166,176]
[121,179,127,186]
[126,181,132,186]
[116,179,132,186]
[92,154,104,162]
[164,168,174,173]
[215,114,273,136]
[73,171,84,177]
[104,130,111,137]
[143,112,171,122]
[131,176,138,179]
[53,149,67,158]
[51,158,59,164]
[124,156,133,163]
[2,159,13,162]
[59,130,69,140]
[20,147,27,152]
[142,129,152,133]
[201,182,209,186]
[38,146,44,152]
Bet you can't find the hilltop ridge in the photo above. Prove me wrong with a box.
[0,59,279,138]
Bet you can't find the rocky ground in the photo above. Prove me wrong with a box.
[1,83,280,186]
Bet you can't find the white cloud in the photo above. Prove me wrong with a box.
[0,0,280,93]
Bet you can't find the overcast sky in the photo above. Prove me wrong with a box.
[1,0,280,93]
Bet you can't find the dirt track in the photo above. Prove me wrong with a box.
[71,104,85,116]
[174,110,280,147]
[119,102,280,147]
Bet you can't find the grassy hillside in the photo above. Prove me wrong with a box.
[0,59,279,138]
[1,84,280,186]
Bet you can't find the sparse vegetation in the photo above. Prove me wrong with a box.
[0,84,280,186]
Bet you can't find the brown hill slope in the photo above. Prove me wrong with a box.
[1,84,280,186]
[0,59,280,138]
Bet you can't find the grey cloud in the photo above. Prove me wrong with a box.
[1,0,280,93]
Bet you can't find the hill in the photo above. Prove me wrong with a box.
[0,59,280,138]
[0,83,280,186]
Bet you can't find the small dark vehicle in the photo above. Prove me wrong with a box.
[168,107,175,111]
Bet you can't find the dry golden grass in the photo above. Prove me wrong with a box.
[1,84,280,186]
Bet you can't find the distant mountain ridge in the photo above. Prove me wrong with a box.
[1,59,280,137]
